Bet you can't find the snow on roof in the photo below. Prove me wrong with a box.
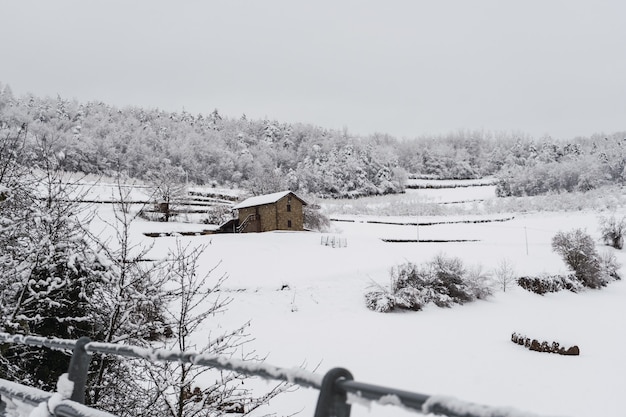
[233,191,306,210]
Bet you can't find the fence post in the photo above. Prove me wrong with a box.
[313,367,353,417]
[67,336,91,404]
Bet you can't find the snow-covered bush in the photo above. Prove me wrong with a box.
[598,213,626,249]
[427,254,475,306]
[599,250,622,283]
[304,203,331,232]
[202,204,233,225]
[365,255,492,313]
[552,229,604,288]
[465,264,494,299]
[365,288,412,313]
[517,273,582,295]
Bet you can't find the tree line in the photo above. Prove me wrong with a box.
[1,82,625,199]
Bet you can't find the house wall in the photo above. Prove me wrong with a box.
[237,206,261,233]
[237,194,305,232]
[274,194,305,231]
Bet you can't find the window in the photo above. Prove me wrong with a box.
[286,204,291,212]
[287,220,292,228]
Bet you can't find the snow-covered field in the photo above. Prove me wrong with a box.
[89,182,626,417]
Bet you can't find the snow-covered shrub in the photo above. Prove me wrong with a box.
[552,229,604,288]
[599,250,622,283]
[427,254,475,307]
[391,261,424,289]
[465,265,494,299]
[304,203,331,232]
[598,213,626,249]
[202,204,233,225]
[365,271,425,313]
[517,273,582,295]
[364,290,393,312]
[365,255,492,312]
[392,286,425,311]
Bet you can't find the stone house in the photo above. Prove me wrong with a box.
[231,191,307,233]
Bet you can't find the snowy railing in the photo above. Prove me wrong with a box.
[320,235,347,248]
[236,213,257,232]
[0,376,117,417]
[0,332,546,417]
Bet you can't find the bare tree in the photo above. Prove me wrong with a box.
[493,258,516,292]
[143,241,290,417]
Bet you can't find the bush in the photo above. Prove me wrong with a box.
[598,213,626,249]
[304,204,331,232]
[599,250,622,282]
[364,289,398,313]
[517,273,582,295]
[428,254,474,306]
[365,255,493,312]
[463,264,494,299]
[552,229,604,288]
[202,205,234,226]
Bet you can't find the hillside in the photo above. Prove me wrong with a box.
[3,84,626,200]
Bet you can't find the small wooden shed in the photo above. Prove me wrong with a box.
[232,191,307,233]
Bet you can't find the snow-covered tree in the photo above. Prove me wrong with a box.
[145,159,188,222]
[78,175,174,415]
[0,131,108,391]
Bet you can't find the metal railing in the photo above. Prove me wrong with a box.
[236,213,257,232]
[0,332,545,417]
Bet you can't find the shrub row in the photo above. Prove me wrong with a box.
[511,332,580,356]
[517,274,582,295]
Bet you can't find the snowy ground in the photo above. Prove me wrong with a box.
[86,182,626,417]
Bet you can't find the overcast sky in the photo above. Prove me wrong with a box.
[1,1,625,140]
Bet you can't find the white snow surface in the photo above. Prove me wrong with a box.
[83,182,626,417]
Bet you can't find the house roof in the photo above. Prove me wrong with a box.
[233,191,307,210]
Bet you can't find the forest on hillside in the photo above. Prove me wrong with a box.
[1,82,625,198]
